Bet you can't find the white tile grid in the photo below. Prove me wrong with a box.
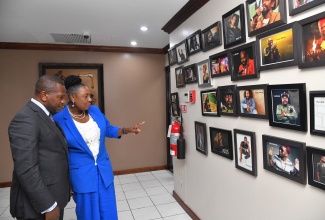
[0,170,192,220]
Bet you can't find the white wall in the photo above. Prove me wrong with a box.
[170,1,325,220]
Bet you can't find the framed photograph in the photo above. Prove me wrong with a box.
[183,64,198,84]
[39,63,104,112]
[218,85,238,116]
[246,0,287,37]
[310,91,325,136]
[289,0,325,16]
[197,59,212,87]
[222,4,246,49]
[262,135,306,185]
[267,83,307,131]
[229,41,259,81]
[256,22,300,71]
[168,45,178,66]
[176,40,189,65]
[298,12,325,69]
[234,129,257,176]
[306,146,325,191]
[237,84,268,119]
[186,30,202,56]
[195,121,208,155]
[209,50,230,78]
[201,21,222,52]
[170,92,180,117]
[210,127,233,160]
[201,89,220,117]
[175,66,185,88]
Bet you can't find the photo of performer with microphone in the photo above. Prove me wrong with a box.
[250,0,280,31]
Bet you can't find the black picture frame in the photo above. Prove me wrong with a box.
[39,63,105,113]
[201,89,220,117]
[237,84,268,119]
[306,146,325,191]
[256,22,300,71]
[267,83,307,131]
[262,135,306,185]
[246,0,287,37]
[288,0,325,16]
[310,91,325,136]
[197,59,212,87]
[234,129,257,176]
[170,92,180,117]
[183,64,198,84]
[175,65,185,88]
[168,45,178,66]
[209,50,231,78]
[218,85,238,116]
[201,21,222,52]
[186,30,202,56]
[210,127,233,160]
[176,40,189,65]
[195,121,208,155]
[229,41,259,81]
[298,11,325,69]
[222,4,246,49]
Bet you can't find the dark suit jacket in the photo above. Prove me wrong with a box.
[8,101,70,219]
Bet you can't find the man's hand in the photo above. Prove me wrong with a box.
[45,206,60,220]
[294,158,300,171]
[268,147,274,157]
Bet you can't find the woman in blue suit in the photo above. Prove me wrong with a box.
[54,75,144,220]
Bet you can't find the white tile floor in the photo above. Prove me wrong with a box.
[0,170,192,220]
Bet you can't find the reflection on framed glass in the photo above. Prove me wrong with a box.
[218,85,238,117]
[234,129,257,176]
[176,40,189,65]
[201,21,222,52]
[298,11,325,69]
[262,135,306,185]
[175,66,185,88]
[222,4,246,49]
[39,63,104,112]
[289,0,325,16]
[245,0,287,37]
[186,30,202,56]
[267,83,307,131]
[256,22,300,71]
[310,91,325,136]
[195,121,208,155]
[197,59,212,87]
[237,84,268,119]
[183,64,198,84]
[210,127,233,160]
[306,146,325,191]
[209,50,230,78]
[168,46,178,66]
[170,92,180,117]
[229,41,259,81]
[201,89,219,117]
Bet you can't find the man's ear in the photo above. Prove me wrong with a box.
[39,91,48,102]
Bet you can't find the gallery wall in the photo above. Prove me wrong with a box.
[0,49,167,183]
[169,0,325,219]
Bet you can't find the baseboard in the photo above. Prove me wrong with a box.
[0,166,169,188]
[173,190,200,220]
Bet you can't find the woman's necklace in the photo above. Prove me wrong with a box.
[68,106,86,119]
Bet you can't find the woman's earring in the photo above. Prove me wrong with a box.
[72,102,75,108]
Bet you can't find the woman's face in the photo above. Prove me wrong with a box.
[72,85,92,111]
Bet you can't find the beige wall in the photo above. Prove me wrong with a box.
[0,49,167,183]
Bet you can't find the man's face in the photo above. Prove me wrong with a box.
[268,39,273,47]
[230,15,237,26]
[282,96,288,105]
[319,22,325,39]
[46,84,66,114]
[262,0,274,14]
[208,32,213,42]
[279,146,288,158]
[321,156,325,163]
[227,94,233,104]
[240,52,247,65]
[245,90,250,99]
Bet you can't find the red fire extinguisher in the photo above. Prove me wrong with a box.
[170,121,181,156]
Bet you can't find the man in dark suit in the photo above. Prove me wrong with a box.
[8,75,70,220]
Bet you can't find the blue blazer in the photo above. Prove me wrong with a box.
[54,105,120,193]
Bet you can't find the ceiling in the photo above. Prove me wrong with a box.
[0,0,189,49]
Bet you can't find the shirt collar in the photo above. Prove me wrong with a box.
[31,98,50,116]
